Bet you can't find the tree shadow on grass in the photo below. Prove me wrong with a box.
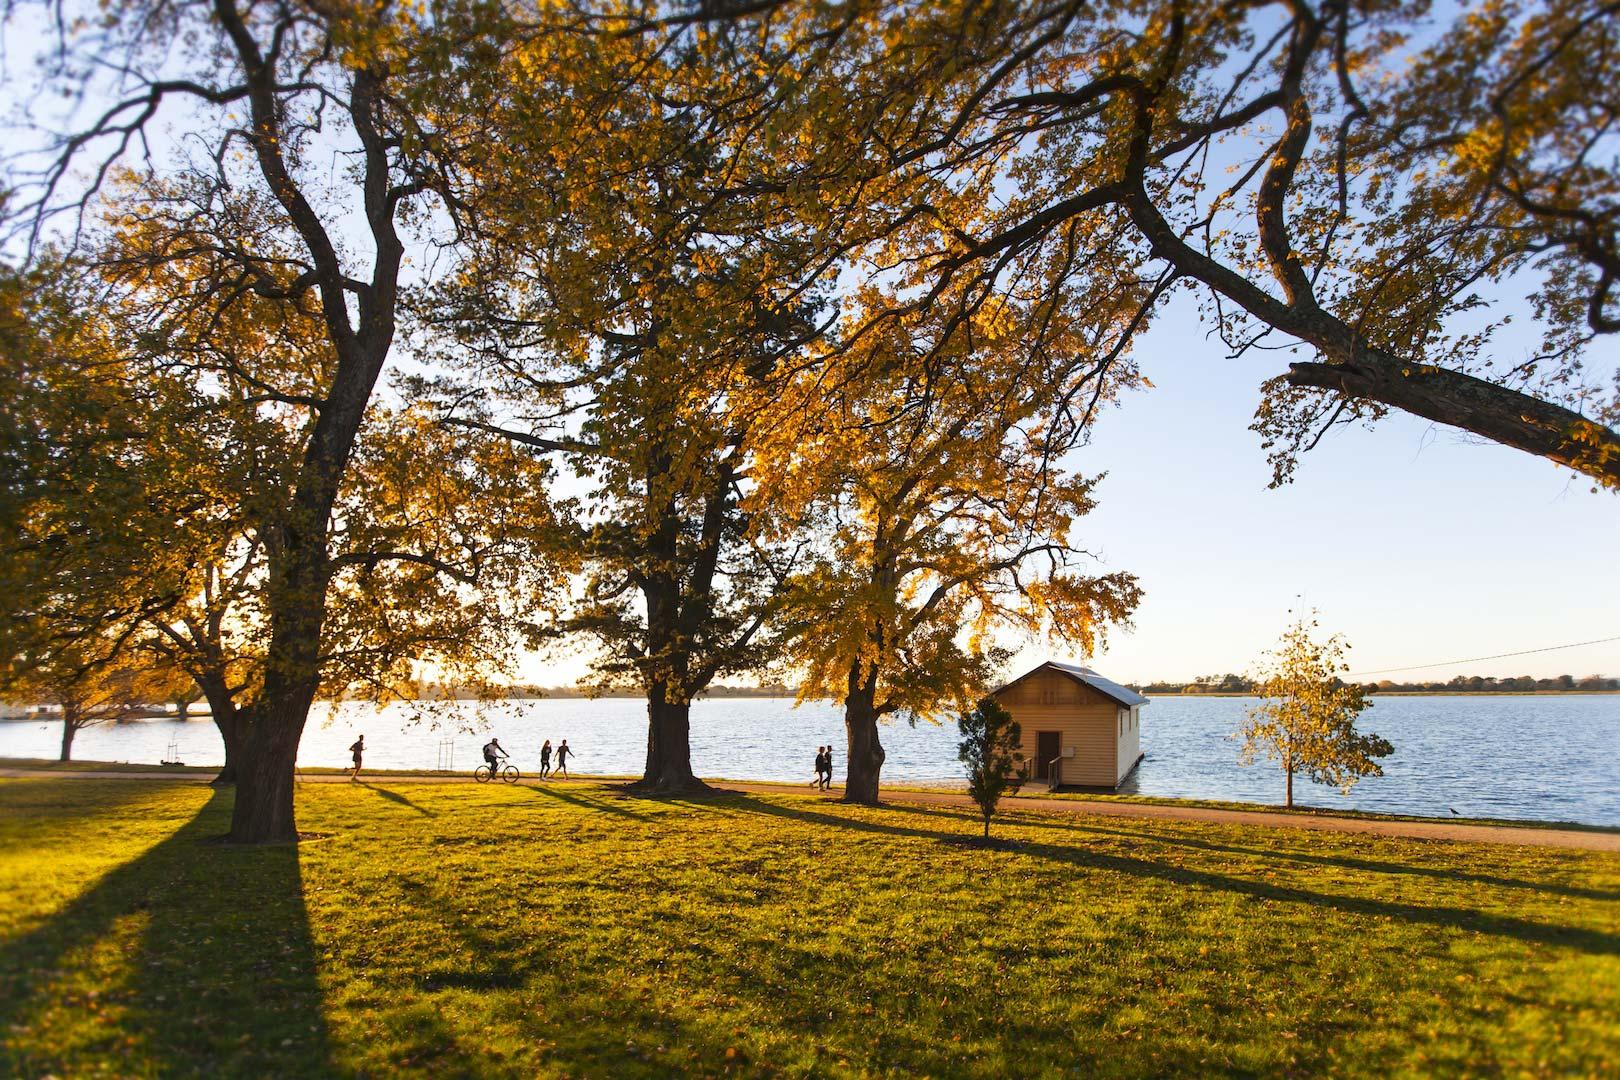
[382,870,756,1076]
[714,795,1620,958]
[358,781,437,817]
[877,800,1620,902]
[527,782,661,821]
[0,788,335,1077]
[0,779,192,849]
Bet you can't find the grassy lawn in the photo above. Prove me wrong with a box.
[1008,788,1620,833]
[0,757,224,774]
[1,779,1616,1078]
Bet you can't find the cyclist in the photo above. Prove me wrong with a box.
[481,737,508,779]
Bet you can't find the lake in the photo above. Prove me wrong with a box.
[3,694,1617,826]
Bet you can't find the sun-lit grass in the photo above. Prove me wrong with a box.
[0,756,221,774]
[1,777,1616,1078]
[1008,787,1620,833]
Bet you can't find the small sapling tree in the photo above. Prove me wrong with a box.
[1240,613,1393,808]
[957,697,1024,840]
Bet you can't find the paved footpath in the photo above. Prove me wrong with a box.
[3,767,1617,853]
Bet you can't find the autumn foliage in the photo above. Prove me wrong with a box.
[1240,613,1394,808]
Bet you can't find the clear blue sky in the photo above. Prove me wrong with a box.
[1035,294,1620,685]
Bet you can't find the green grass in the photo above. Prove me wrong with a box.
[0,756,644,780]
[1010,788,1620,833]
[0,756,223,774]
[2,779,1617,1078]
[10,757,1614,834]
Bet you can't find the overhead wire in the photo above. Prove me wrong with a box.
[1347,635,1620,678]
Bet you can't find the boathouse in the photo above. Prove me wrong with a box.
[989,661,1147,789]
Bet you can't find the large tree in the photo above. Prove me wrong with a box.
[4,0,540,839]
[8,641,176,762]
[1,250,547,799]
[765,290,1143,804]
[428,10,831,792]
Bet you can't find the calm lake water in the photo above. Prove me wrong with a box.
[3,694,1617,826]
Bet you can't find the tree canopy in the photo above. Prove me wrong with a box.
[636,0,1620,487]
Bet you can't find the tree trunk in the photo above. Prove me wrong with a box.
[1285,766,1294,809]
[842,671,886,806]
[632,689,709,794]
[228,694,311,843]
[211,709,243,786]
[197,676,241,784]
[59,716,79,762]
[226,538,328,842]
[983,814,990,839]
[629,517,709,795]
[175,697,190,723]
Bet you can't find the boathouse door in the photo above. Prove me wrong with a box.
[1035,731,1061,782]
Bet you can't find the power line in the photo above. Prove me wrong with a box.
[1348,635,1620,678]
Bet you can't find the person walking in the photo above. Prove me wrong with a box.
[810,746,825,788]
[554,739,572,778]
[820,743,834,791]
[540,739,553,779]
[348,735,365,781]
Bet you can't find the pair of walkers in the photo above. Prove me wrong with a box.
[810,745,835,791]
[481,737,572,778]
[537,738,572,779]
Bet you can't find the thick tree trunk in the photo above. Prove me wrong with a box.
[629,513,710,795]
[59,717,79,762]
[632,690,709,794]
[175,698,190,723]
[199,43,399,840]
[226,536,328,842]
[842,673,886,806]
[229,694,312,843]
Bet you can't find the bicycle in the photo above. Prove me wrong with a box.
[474,761,520,784]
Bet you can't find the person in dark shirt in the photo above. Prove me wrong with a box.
[810,746,825,788]
[820,744,834,791]
[555,739,572,778]
[482,737,507,778]
[349,735,365,781]
[540,739,553,778]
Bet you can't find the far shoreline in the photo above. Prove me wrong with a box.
[5,687,1617,722]
[1142,689,1620,697]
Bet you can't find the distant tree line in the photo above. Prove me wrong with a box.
[1138,674,1618,695]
